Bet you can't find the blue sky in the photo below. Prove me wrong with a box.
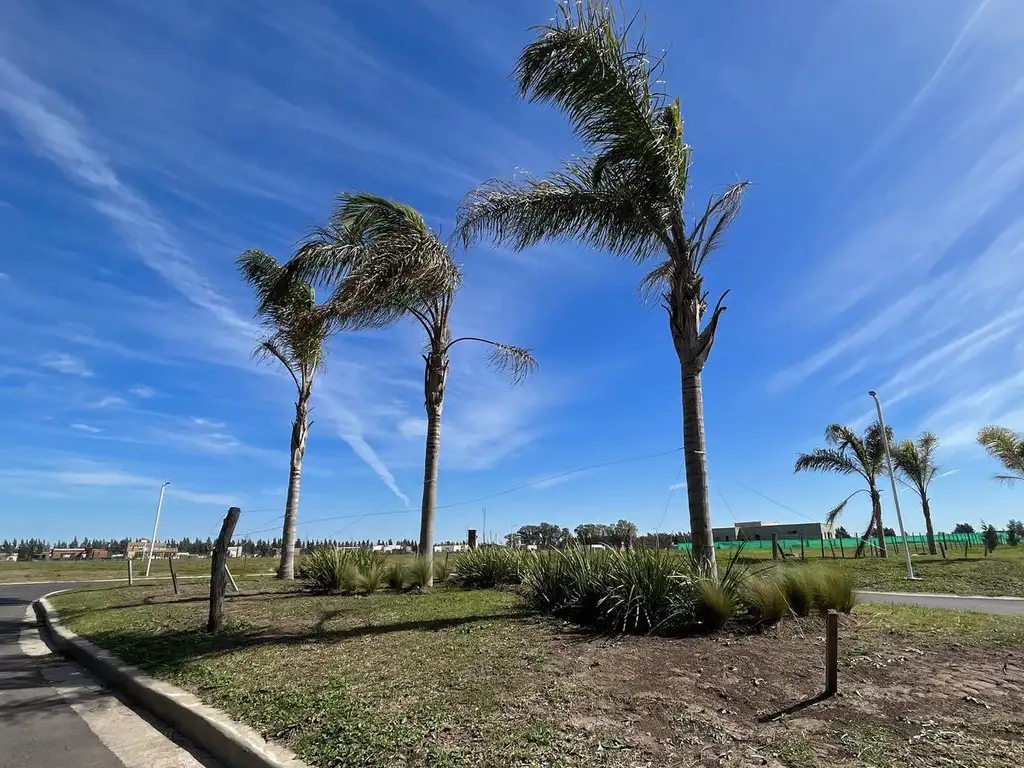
[2,0,1023,545]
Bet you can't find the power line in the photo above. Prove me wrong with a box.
[729,479,820,524]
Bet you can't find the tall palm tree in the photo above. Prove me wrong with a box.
[892,432,939,555]
[281,193,536,586]
[238,249,333,580]
[794,423,893,557]
[977,425,1024,483]
[456,1,746,571]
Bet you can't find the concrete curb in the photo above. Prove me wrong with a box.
[34,595,308,768]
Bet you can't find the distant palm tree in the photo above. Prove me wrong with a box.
[977,425,1024,483]
[892,432,940,555]
[238,249,333,580]
[456,1,746,572]
[283,193,536,586]
[794,423,893,558]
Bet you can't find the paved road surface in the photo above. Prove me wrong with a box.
[0,582,217,768]
[858,590,1024,616]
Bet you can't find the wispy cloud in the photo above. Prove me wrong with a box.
[192,416,227,428]
[93,395,126,408]
[70,422,102,433]
[129,385,157,398]
[39,352,92,376]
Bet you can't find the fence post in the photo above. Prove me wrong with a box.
[127,558,134,586]
[168,555,179,595]
[208,507,241,633]
[772,533,779,560]
[820,537,826,558]
[839,538,845,558]
[964,537,969,560]
[468,529,478,549]
[825,610,839,697]
[800,535,805,561]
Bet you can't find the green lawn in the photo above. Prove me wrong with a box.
[0,556,278,583]
[50,580,1024,767]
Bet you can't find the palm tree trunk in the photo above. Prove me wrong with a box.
[278,392,310,580]
[922,496,937,555]
[682,368,717,573]
[418,352,448,588]
[871,486,888,558]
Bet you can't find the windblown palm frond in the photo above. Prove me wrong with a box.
[825,497,851,526]
[279,193,460,330]
[794,449,862,477]
[457,159,665,262]
[688,183,749,273]
[977,425,1024,483]
[482,341,538,385]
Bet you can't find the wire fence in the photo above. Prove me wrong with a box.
[675,531,1008,556]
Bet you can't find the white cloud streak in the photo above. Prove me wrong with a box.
[39,352,92,376]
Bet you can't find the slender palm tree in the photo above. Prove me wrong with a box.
[794,423,893,557]
[456,1,746,571]
[977,425,1024,483]
[892,432,939,555]
[238,249,333,580]
[281,193,536,586]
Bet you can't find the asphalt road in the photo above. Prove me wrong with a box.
[0,582,214,768]
[858,590,1024,616]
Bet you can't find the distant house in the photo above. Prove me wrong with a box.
[226,545,243,558]
[46,548,88,560]
[372,544,405,553]
[433,543,468,554]
[0,553,18,562]
[711,521,834,543]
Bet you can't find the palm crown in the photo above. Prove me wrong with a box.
[977,426,1024,483]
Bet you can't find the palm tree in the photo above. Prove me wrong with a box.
[281,193,536,586]
[977,425,1024,483]
[794,423,893,557]
[238,249,333,580]
[456,1,746,571]
[892,432,939,555]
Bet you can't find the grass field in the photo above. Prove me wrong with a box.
[0,556,279,583]
[51,581,1024,767]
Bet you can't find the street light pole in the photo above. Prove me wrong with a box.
[145,481,170,577]
[868,391,916,580]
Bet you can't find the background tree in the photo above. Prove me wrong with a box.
[238,249,333,580]
[281,193,535,587]
[457,2,747,573]
[953,522,975,534]
[977,425,1024,483]
[1006,519,1022,546]
[892,431,940,555]
[835,525,851,539]
[981,522,999,553]
[794,423,892,557]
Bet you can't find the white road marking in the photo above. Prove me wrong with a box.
[18,607,214,768]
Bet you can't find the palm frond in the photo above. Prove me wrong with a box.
[688,182,749,273]
[794,448,861,477]
[484,342,538,385]
[637,258,674,306]
[824,497,851,526]
[456,159,664,262]
[977,425,1024,482]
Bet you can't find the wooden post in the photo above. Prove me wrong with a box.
[964,537,969,560]
[208,507,241,633]
[825,610,839,697]
[127,558,134,586]
[225,564,240,593]
[772,533,779,561]
[468,529,478,549]
[168,555,179,595]
[829,539,836,559]
[800,535,805,561]
[839,537,845,558]
[820,537,826,558]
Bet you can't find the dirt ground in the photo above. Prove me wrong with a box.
[546,615,1024,767]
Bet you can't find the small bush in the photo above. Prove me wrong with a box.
[744,577,788,629]
[520,551,571,613]
[408,557,434,588]
[691,577,736,633]
[601,548,691,634]
[384,561,407,590]
[812,569,857,614]
[354,550,387,572]
[303,548,359,592]
[779,569,815,616]
[358,560,385,594]
[450,547,522,589]
[434,553,453,584]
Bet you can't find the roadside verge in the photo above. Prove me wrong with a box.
[34,594,308,768]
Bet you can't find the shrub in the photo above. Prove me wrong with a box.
[303,548,359,592]
[434,553,453,584]
[450,547,522,589]
[354,549,388,572]
[779,569,815,616]
[812,569,857,614]
[601,548,692,634]
[982,522,999,553]
[408,557,434,588]
[520,551,571,613]
[743,577,788,629]
[384,561,407,590]
[358,560,385,594]
[691,577,736,633]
